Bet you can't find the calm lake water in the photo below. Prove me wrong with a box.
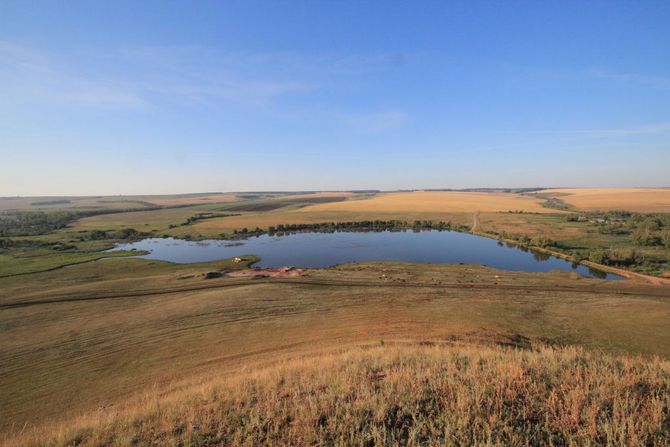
[110,230,622,280]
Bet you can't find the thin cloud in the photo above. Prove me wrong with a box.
[338,109,409,133]
[503,64,670,91]
[499,121,670,138]
[589,68,670,90]
[120,46,408,77]
[583,121,670,137]
[115,46,408,106]
[0,41,147,108]
[0,41,407,111]
[0,42,316,109]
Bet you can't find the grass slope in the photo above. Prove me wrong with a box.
[2,261,670,439]
[9,343,670,446]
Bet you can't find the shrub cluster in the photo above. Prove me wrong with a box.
[169,213,241,228]
[82,228,145,241]
[566,212,670,249]
[0,211,76,237]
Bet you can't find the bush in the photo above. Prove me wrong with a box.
[589,250,608,264]
[632,217,664,246]
[571,251,586,263]
[606,248,641,267]
[589,248,641,267]
[88,230,107,240]
[663,230,670,249]
[530,236,555,248]
[632,226,661,246]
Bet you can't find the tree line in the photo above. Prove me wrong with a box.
[230,220,471,238]
[0,207,162,237]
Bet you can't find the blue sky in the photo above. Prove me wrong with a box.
[1,0,669,195]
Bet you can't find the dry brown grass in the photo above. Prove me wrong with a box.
[542,188,670,212]
[10,343,670,447]
[477,212,586,238]
[3,260,670,440]
[301,191,552,214]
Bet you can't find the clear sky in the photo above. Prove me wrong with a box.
[2,0,669,195]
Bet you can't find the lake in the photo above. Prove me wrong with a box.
[109,230,622,280]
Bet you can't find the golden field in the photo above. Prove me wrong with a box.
[35,188,670,240]
[300,191,552,214]
[542,188,670,212]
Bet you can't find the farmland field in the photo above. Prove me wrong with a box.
[0,196,156,213]
[71,205,221,232]
[541,188,670,212]
[301,190,553,213]
[141,193,239,206]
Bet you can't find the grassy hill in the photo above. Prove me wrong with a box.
[9,343,670,446]
[2,260,670,445]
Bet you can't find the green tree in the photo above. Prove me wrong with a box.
[589,250,608,264]
[606,248,640,267]
[89,230,107,240]
[632,219,661,246]
[530,236,555,248]
[571,251,585,263]
[663,229,670,249]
